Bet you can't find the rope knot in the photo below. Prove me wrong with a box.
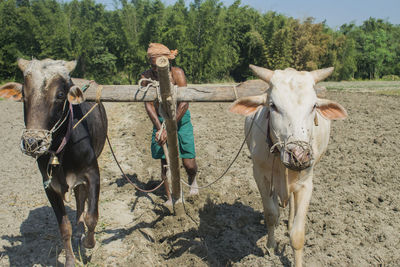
[138,78,159,93]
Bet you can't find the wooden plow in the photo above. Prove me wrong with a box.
[72,56,268,213]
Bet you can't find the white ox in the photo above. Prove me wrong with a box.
[230,65,347,267]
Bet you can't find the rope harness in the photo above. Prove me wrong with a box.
[21,100,71,158]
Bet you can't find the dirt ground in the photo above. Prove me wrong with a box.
[0,90,399,267]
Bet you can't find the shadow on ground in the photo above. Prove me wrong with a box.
[162,198,291,266]
[1,205,93,266]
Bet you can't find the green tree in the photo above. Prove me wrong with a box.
[292,18,330,71]
[354,18,395,79]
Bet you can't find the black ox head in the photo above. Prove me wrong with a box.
[18,58,84,157]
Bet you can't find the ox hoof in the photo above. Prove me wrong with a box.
[267,239,277,249]
[81,234,96,249]
[65,256,76,267]
[164,199,173,206]
[189,187,199,196]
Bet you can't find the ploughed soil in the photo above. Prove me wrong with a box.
[0,91,399,266]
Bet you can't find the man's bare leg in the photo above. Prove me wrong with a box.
[182,158,198,195]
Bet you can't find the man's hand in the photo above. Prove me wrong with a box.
[155,128,167,145]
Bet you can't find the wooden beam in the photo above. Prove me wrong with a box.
[156,57,182,204]
[71,78,268,102]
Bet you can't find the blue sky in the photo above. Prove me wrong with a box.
[99,0,400,28]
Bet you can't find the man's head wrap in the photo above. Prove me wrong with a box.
[147,43,178,60]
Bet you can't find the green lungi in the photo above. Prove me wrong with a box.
[151,110,196,159]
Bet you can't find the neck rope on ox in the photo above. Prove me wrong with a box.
[265,110,284,154]
[42,100,74,188]
[49,101,74,161]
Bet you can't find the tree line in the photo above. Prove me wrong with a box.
[1,0,399,84]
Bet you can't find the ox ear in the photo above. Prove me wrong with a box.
[65,60,77,73]
[311,67,334,83]
[316,98,347,120]
[229,94,267,116]
[0,82,23,101]
[18,58,30,72]
[249,65,274,83]
[68,85,85,105]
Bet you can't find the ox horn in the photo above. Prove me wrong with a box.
[249,64,274,83]
[17,58,30,72]
[311,67,334,83]
[65,60,77,73]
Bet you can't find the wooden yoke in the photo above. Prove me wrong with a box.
[156,56,182,204]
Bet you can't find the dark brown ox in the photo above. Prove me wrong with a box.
[1,58,108,267]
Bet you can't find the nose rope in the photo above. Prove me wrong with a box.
[49,100,70,133]
[269,127,285,153]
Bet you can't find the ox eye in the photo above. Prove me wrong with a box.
[56,91,65,100]
[269,103,278,112]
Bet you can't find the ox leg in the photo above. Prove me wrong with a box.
[290,179,313,267]
[82,167,100,249]
[74,184,87,237]
[253,166,279,249]
[45,187,75,267]
[288,193,294,231]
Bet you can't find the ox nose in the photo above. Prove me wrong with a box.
[21,137,45,156]
[281,143,312,171]
[21,129,52,157]
[22,137,41,150]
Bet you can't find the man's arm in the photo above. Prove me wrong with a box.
[144,101,162,130]
[142,71,167,145]
[144,101,167,145]
[172,67,189,122]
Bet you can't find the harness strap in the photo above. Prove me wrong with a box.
[265,110,279,153]
[55,102,74,154]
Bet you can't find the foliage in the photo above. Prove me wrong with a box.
[0,0,399,83]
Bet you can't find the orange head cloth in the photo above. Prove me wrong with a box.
[147,43,178,60]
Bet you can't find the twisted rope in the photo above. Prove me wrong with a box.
[180,114,255,190]
[72,85,103,130]
[106,135,166,193]
[138,78,159,92]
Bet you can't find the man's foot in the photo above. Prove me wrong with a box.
[189,178,199,195]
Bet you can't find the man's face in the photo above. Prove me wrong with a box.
[150,57,158,71]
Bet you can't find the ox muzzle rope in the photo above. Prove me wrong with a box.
[21,100,73,160]
[265,110,314,171]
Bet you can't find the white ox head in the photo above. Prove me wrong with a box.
[230,65,347,171]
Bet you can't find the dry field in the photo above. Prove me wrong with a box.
[0,82,399,266]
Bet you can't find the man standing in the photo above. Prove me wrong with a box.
[142,43,198,203]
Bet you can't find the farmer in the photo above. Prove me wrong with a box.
[141,43,198,203]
